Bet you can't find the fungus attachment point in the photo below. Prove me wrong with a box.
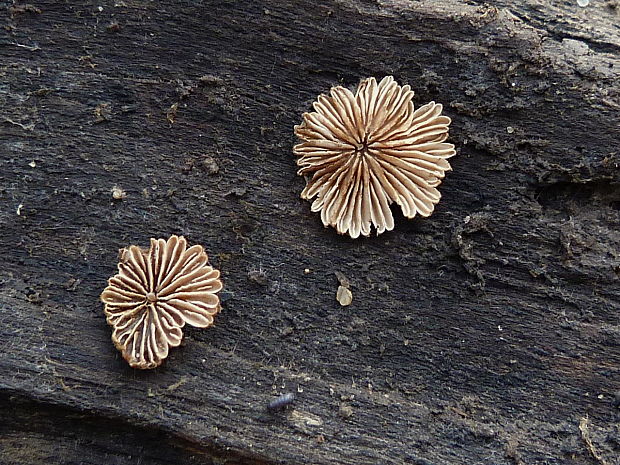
[101,235,223,369]
[293,76,457,238]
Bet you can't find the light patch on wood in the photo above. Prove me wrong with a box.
[290,409,323,428]
[166,376,189,392]
[579,417,610,465]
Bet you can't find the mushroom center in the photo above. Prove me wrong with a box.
[146,292,158,303]
[353,133,371,155]
[354,143,368,153]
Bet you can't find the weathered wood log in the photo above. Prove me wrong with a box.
[1,1,619,464]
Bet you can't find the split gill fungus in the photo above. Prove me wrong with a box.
[100,235,223,369]
[294,76,457,238]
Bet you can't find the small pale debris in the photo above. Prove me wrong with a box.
[200,156,219,175]
[336,285,353,306]
[8,4,42,15]
[65,277,81,291]
[94,103,111,122]
[280,326,294,337]
[338,403,353,418]
[577,0,589,6]
[29,160,36,168]
[290,409,323,428]
[167,102,179,123]
[506,126,514,134]
[181,158,194,174]
[248,268,268,286]
[111,186,127,200]
[304,268,311,274]
[16,204,23,216]
[166,377,188,392]
[225,187,247,197]
[199,74,224,86]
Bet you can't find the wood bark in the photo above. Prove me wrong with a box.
[1,1,619,464]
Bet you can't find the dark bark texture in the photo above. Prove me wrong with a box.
[1,0,619,464]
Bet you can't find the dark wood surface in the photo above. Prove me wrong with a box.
[1,1,619,464]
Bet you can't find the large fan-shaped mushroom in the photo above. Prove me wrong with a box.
[101,235,222,369]
[294,76,457,238]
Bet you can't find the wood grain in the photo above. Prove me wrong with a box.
[1,1,618,464]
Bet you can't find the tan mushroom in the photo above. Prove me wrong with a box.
[294,76,456,238]
[100,235,222,369]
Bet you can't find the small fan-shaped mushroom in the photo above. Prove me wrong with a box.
[100,235,222,369]
[294,76,457,238]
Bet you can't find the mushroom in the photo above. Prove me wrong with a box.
[101,235,222,369]
[294,76,456,238]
